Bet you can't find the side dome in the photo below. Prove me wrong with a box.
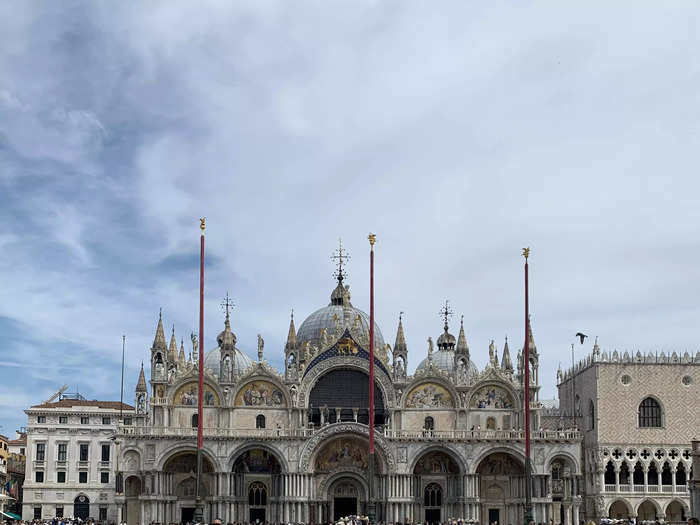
[296,282,385,351]
[203,346,253,378]
[416,350,479,376]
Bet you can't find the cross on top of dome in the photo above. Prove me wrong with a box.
[331,237,350,284]
[221,292,235,321]
[439,300,454,331]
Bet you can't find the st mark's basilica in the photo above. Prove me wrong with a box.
[115,253,586,525]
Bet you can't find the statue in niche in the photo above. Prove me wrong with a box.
[394,357,405,377]
[154,362,165,380]
[457,360,467,383]
[222,354,232,379]
[290,386,298,407]
[137,393,146,413]
[167,365,176,382]
[223,387,230,404]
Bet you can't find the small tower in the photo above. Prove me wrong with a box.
[501,336,513,373]
[454,315,470,381]
[285,310,299,381]
[392,313,408,382]
[436,300,456,351]
[135,363,148,420]
[218,293,237,384]
[150,310,168,383]
[178,339,186,365]
[527,315,540,385]
[168,326,179,379]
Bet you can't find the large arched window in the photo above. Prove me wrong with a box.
[676,463,687,485]
[633,461,644,485]
[424,483,442,507]
[604,461,616,485]
[638,397,662,427]
[256,414,266,429]
[647,463,659,485]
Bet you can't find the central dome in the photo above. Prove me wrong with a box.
[296,282,385,351]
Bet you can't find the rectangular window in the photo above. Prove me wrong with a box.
[59,416,68,424]
[80,416,89,424]
[36,443,45,461]
[20,447,25,455]
[37,415,46,423]
[99,507,107,521]
[57,443,67,461]
[34,507,41,519]
[123,417,132,426]
[102,416,111,425]
[101,471,109,484]
[101,444,110,462]
[79,471,88,483]
[57,471,66,483]
[56,507,63,518]
[35,471,44,483]
[79,443,89,461]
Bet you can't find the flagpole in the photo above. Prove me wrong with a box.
[522,248,533,525]
[120,335,125,423]
[367,233,377,523]
[195,218,206,524]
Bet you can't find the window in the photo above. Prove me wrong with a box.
[552,462,562,480]
[59,416,68,424]
[80,416,89,424]
[79,471,88,483]
[424,416,434,431]
[588,400,595,430]
[639,397,662,428]
[424,483,442,507]
[58,444,67,461]
[36,443,45,461]
[34,507,41,519]
[256,414,266,429]
[37,416,46,423]
[101,444,110,462]
[248,482,267,506]
[79,444,89,462]
[57,471,66,483]
[101,471,109,484]
[604,461,615,484]
[191,414,198,428]
[99,507,107,521]
[102,417,111,425]
[56,507,63,518]
[35,471,44,483]
[20,447,25,455]
[123,417,132,426]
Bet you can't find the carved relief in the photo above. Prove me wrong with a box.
[470,385,514,409]
[234,381,285,407]
[405,383,454,408]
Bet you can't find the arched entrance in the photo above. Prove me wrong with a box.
[74,494,90,520]
[609,499,632,519]
[232,448,283,524]
[413,449,461,524]
[665,500,686,523]
[476,452,525,525]
[329,477,364,520]
[124,475,142,525]
[637,500,659,521]
[164,451,215,524]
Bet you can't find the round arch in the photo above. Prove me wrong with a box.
[156,444,220,472]
[409,444,467,475]
[233,374,290,408]
[467,380,520,411]
[607,499,633,518]
[545,451,581,475]
[167,375,224,407]
[228,443,288,473]
[470,446,528,475]
[664,499,688,522]
[321,470,369,501]
[401,377,460,410]
[120,447,142,472]
[299,359,396,409]
[636,499,662,520]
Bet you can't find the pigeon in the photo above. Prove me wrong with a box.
[575,332,588,344]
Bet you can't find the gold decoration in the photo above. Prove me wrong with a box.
[200,217,206,232]
[337,337,358,355]
[405,383,454,408]
[173,382,219,406]
[522,247,530,260]
[368,233,376,246]
[234,381,285,407]
[315,437,368,471]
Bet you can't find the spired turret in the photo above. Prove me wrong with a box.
[501,336,513,373]
[135,363,148,416]
[454,316,471,384]
[392,313,408,382]
[150,311,168,384]
[284,310,299,381]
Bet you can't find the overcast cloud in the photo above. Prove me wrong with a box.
[1,1,699,435]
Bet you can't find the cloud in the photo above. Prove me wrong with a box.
[1,1,700,433]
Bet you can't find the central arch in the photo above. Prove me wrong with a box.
[163,451,216,524]
[476,452,525,525]
[308,368,386,425]
[412,448,463,525]
[328,475,366,521]
[231,447,284,524]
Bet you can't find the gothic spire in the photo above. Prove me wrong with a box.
[527,315,538,356]
[394,313,407,353]
[169,326,178,360]
[136,362,147,392]
[456,315,469,355]
[178,339,186,364]
[153,309,166,350]
[501,336,513,371]
[286,309,297,349]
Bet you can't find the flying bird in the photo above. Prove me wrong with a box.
[575,332,588,344]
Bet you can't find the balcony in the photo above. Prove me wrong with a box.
[54,460,67,470]
[117,424,581,442]
[603,484,687,494]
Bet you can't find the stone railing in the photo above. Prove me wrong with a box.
[118,425,581,442]
[604,484,687,494]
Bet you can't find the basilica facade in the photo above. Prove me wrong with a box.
[114,272,584,525]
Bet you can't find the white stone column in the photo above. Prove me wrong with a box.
[573,503,580,525]
[615,467,620,492]
[563,504,571,525]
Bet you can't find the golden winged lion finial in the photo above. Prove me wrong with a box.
[200,217,206,232]
[522,247,530,260]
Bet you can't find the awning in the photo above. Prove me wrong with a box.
[1,510,22,520]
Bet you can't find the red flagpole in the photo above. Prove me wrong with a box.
[368,233,376,522]
[195,219,205,522]
[523,248,533,525]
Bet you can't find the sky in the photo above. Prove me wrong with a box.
[1,1,700,436]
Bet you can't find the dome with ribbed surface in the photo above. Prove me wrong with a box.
[296,282,385,351]
[416,349,479,376]
[203,346,254,378]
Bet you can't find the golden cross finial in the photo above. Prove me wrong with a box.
[331,237,350,283]
[200,217,206,232]
[522,247,530,260]
[220,292,234,320]
[368,233,376,248]
[438,300,453,330]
